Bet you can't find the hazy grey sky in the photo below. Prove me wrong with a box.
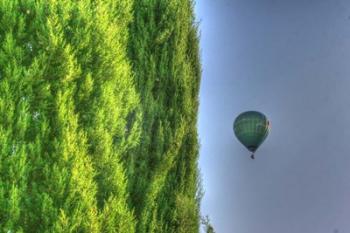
[196,1,350,232]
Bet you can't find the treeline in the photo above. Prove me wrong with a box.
[0,0,201,232]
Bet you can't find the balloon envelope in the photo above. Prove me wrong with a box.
[233,111,270,153]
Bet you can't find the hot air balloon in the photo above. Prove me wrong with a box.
[233,111,270,159]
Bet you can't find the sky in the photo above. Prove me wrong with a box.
[196,0,350,232]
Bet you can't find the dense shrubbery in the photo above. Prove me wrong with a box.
[0,0,200,232]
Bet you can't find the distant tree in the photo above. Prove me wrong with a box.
[201,215,216,233]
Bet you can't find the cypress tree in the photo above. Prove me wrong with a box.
[0,1,100,232]
[0,0,202,232]
[0,0,139,232]
[71,0,140,232]
[128,0,201,232]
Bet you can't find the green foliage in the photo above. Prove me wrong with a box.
[0,0,138,232]
[128,0,201,232]
[0,0,201,232]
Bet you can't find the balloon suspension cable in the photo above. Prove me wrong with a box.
[250,153,255,159]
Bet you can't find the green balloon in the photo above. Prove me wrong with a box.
[233,111,270,159]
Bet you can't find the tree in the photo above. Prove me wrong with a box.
[0,1,100,231]
[201,216,216,233]
[0,0,201,232]
[128,0,201,232]
[0,0,139,232]
[68,1,140,232]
